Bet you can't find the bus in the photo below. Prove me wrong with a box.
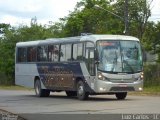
[15,34,143,100]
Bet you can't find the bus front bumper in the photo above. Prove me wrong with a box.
[93,79,143,93]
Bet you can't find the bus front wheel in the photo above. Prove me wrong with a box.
[77,81,89,100]
[34,79,50,97]
[115,92,127,100]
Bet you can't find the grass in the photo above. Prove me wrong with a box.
[129,86,160,96]
[0,85,33,90]
[143,86,160,95]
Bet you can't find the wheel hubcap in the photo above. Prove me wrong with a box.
[78,85,84,96]
[35,82,40,95]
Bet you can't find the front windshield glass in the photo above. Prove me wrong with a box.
[97,40,143,73]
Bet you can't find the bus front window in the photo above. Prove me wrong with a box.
[97,40,143,73]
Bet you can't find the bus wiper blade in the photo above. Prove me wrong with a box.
[123,60,134,73]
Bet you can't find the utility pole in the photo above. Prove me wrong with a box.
[94,3,129,36]
[124,0,129,35]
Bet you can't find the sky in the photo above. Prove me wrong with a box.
[0,0,159,27]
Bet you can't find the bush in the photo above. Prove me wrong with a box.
[144,64,160,87]
[0,72,13,85]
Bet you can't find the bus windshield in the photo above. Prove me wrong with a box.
[97,40,143,73]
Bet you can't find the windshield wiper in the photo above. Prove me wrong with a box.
[123,60,134,73]
[110,51,118,72]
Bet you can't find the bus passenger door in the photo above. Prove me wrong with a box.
[85,48,95,76]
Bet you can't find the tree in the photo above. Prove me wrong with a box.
[62,0,152,37]
[142,21,160,62]
[0,25,17,84]
[0,23,10,34]
[0,18,64,85]
[63,0,124,37]
[112,0,152,39]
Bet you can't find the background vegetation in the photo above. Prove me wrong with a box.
[0,0,160,88]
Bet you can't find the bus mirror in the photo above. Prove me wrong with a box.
[94,49,99,63]
[95,61,100,64]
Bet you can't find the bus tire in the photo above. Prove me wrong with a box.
[115,92,127,100]
[66,91,77,97]
[34,79,50,97]
[77,81,89,100]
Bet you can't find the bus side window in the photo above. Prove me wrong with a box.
[60,44,66,62]
[27,47,37,62]
[17,48,27,62]
[73,44,78,61]
[48,45,59,62]
[66,44,71,61]
[77,43,83,60]
[37,46,48,62]
[60,44,72,62]
[85,42,95,75]
[73,43,83,61]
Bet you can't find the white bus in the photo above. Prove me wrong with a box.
[15,34,143,100]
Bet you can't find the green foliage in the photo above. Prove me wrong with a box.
[63,0,124,36]
[113,0,151,39]
[0,20,64,85]
[142,22,160,62]
[0,23,10,34]
[62,0,152,38]
[144,64,160,87]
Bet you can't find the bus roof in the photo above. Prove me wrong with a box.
[16,34,139,47]
[80,34,139,42]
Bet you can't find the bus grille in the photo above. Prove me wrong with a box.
[110,87,135,92]
[107,78,134,83]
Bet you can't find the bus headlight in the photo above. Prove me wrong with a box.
[98,72,105,80]
[140,72,144,80]
[139,87,143,91]
[97,72,110,81]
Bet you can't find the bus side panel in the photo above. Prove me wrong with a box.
[36,62,95,93]
[15,63,39,88]
[80,62,96,93]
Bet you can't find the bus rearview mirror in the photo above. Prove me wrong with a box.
[94,49,99,62]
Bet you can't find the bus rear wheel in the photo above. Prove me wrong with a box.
[34,79,50,97]
[115,92,127,100]
[77,81,89,100]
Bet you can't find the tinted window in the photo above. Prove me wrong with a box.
[60,44,72,61]
[37,46,48,62]
[17,48,27,62]
[27,47,37,62]
[84,42,95,75]
[73,44,78,60]
[66,44,72,61]
[60,45,66,61]
[48,45,59,62]
[85,42,94,59]
[73,43,83,61]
